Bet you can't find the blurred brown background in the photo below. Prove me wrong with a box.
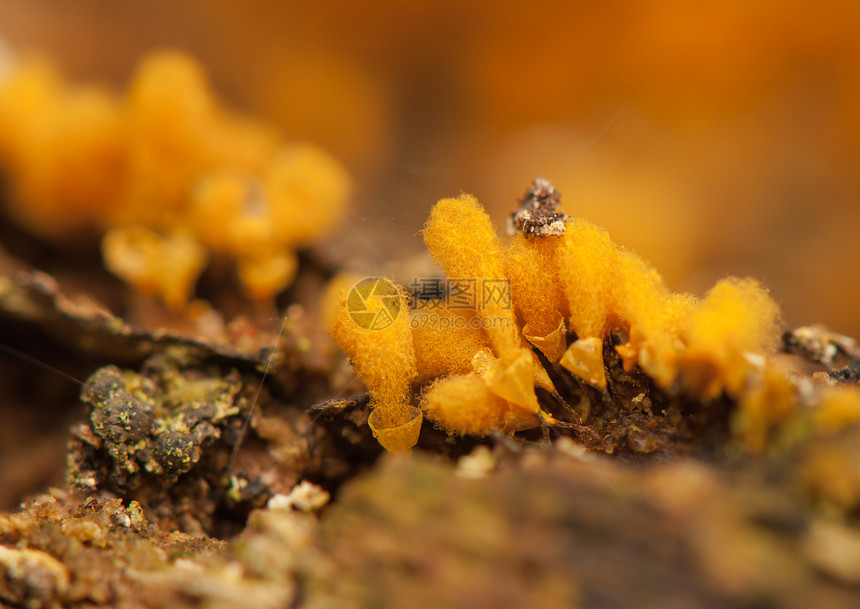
[3,0,860,335]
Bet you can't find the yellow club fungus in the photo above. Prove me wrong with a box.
[330,278,422,451]
[102,227,207,312]
[0,58,125,238]
[0,50,350,307]
[321,271,365,331]
[420,373,539,436]
[556,219,621,389]
[422,193,550,411]
[235,251,299,302]
[410,301,490,382]
[329,178,858,454]
[735,363,798,454]
[630,292,699,389]
[557,218,620,341]
[813,387,860,434]
[679,278,781,399]
[423,194,521,360]
[504,233,567,362]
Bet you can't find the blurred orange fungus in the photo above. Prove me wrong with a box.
[0,50,350,308]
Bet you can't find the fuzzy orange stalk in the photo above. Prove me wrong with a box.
[330,279,421,451]
[411,301,491,382]
[556,219,621,388]
[612,250,695,389]
[680,277,781,399]
[627,292,699,389]
[421,373,539,436]
[419,346,580,437]
[423,194,554,410]
[504,234,567,361]
[423,194,520,359]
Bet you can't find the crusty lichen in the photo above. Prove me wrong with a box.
[70,355,243,491]
[65,348,285,535]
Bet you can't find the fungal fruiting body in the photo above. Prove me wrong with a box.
[420,373,538,436]
[330,179,854,453]
[504,233,567,362]
[0,51,350,307]
[422,194,521,359]
[421,194,563,430]
[410,301,490,382]
[330,278,422,451]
